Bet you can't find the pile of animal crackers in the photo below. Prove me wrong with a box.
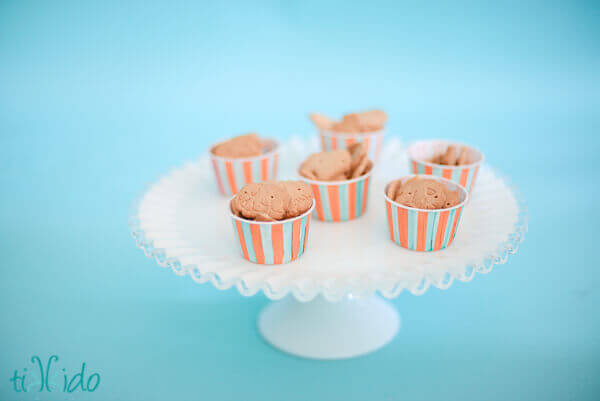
[299,143,372,181]
[428,144,472,166]
[212,133,276,158]
[230,181,314,222]
[309,110,386,133]
[386,177,461,210]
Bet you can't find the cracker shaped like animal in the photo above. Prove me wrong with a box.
[299,150,352,181]
[231,182,289,221]
[212,133,263,158]
[277,181,314,218]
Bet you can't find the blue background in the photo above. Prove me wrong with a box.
[1,1,599,400]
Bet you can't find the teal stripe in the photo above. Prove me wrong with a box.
[366,138,375,161]
[433,166,443,177]
[418,162,425,174]
[465,167,475,192]
[442,209,456,249]
[282,221,292,263]
[356,180,364,217]
[260,224,274,264]
[297,216,307,257]
[339,183,349,221]
[426,211,438,251]
[233,159,244,188]
[451,168,461,185]
[369,148,376,162]
[241,221,256,262]
[463,167,472,192]
[391,203,399,245]
[408,209,418,250]
[369,135,381,161]
[232,220,243,256]
[453,207,465,241]
[252,158,261,183]
[319,185,332,221]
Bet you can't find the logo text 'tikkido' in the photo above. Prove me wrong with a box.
[10,355,100,393]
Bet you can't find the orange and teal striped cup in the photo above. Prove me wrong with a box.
[210,140,279,196]
[319,129,385,162]
[300,171,372,222]
[408,140,484,193]
[230,200,315,265]
[384,175,468,252]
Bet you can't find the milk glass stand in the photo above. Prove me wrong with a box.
[130,137,527,359]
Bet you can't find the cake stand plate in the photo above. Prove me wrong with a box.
[130,137,527,359]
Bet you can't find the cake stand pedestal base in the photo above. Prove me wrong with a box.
[258,295,400,360]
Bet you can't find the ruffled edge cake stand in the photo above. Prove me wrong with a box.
[129,137,528,359]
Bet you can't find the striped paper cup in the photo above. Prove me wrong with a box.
[230,200,315,265]
[300,171,372,222]
[319,129,385,162]
[384,175,468,252]
[408,140,484,193]
[210,140,280,196]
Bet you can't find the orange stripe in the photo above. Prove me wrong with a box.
[327,185,340,222]
[416,211,428,251]
[211,158,225,195]
[412,160,418,174]
[261,157,269,181]
[331,135,338,150]
[398,207,408,248]
[442,168,452,179]
[348,182,357,220]
[459,168,469,188]
[320,134,326,151]
[424,165,433,175]
[434,210,450,251]
[271,224,284,264]
[242,161,252,184]
[310,184,325,221]
[448,206,463,245]
[250,224,264,264]
[225,161,237,194]
[386,201,395,242]
[291,219,302,260]
[470,165,480,192]
[235,220,249,260]
[363,136,370,155]
[361,176,370,214]
[273,153,279,178]
[344,137,355,148]
[302,216,310,253]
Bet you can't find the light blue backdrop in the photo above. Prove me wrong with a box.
[1,1,599,400]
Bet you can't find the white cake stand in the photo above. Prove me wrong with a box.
[129,137,527,359]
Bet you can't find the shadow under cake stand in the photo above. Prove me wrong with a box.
[130,137,527,360]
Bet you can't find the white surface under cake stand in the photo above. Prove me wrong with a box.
[130,137,528,359]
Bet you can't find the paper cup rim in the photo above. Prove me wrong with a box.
[320,128,384,137]
[297,168,373,185]
[209,137,280,162]
[229,198,316,225]
[383,174,469,213]
[407,139,484,170]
